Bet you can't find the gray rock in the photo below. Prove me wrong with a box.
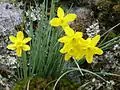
[0,2,22,89]
[0,2,22,35]
[0,2,23,70]
[0,2,22,55]
[69,7,94,37]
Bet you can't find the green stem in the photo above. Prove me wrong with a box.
[16,64,20,79]
[16,57,20,79]
[53,68,110,90]
[53,69,75,90]
[19,57,23,79]
[98,32,109,46]
[101,23,120,37]
[74,59,84,76]
[99,36,120,47]
[101,39,120,50]
[22,51,28,88]
[44,79,56,89]
[72,68,109,83]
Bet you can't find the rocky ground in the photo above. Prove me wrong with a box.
[0,0,120,90]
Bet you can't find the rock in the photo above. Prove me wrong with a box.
[0,3,23,89]
[0,2,22,34]
[86,20,100,38]
[0,2,22,55]
[0,2,22,75]
[69,7,94,38]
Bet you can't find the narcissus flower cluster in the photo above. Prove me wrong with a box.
[50,7,103,63]
[7,31,32,57]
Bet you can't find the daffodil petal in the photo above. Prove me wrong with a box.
[23,45,30,51]
[75,55,83,60]
[86,49,94,63]
[86,38,91,44]
[58,36,69,43]
[7,44,16,50]
[75,32,83,38]
[50,18,60,26]
[60,44,68,53]
[65,53,71,60]
[69,47,85,60]
[64,14,77,22]
[16,48,22,57]
[57,7,64,18]
[60,48,66,53]
[91,35,100,46]
[94,47,103,55]
[75,50,85,60]
[64,27,74,36]
[62,24,70,30]
[68,48,75,55]
[23,37,32,43]
[9,36,16,43]
[17,31,24,40]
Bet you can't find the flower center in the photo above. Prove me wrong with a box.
[72,38,78,45]
[16,41,23,48]
[61,19,64,23]
[87,46,92,50]
[60,18,66,25]
[69,49,74,55]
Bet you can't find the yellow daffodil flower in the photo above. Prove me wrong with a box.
[58,27,85,60]
[7,31,32,57]
[84,35,103,63]
[58,27,103,63]
[49,7,77,29]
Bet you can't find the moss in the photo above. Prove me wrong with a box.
[96,0,115,8]
[113,4,120,12]
[12,76,79,90]
[94,0,120,30]
[12,77,31,90]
